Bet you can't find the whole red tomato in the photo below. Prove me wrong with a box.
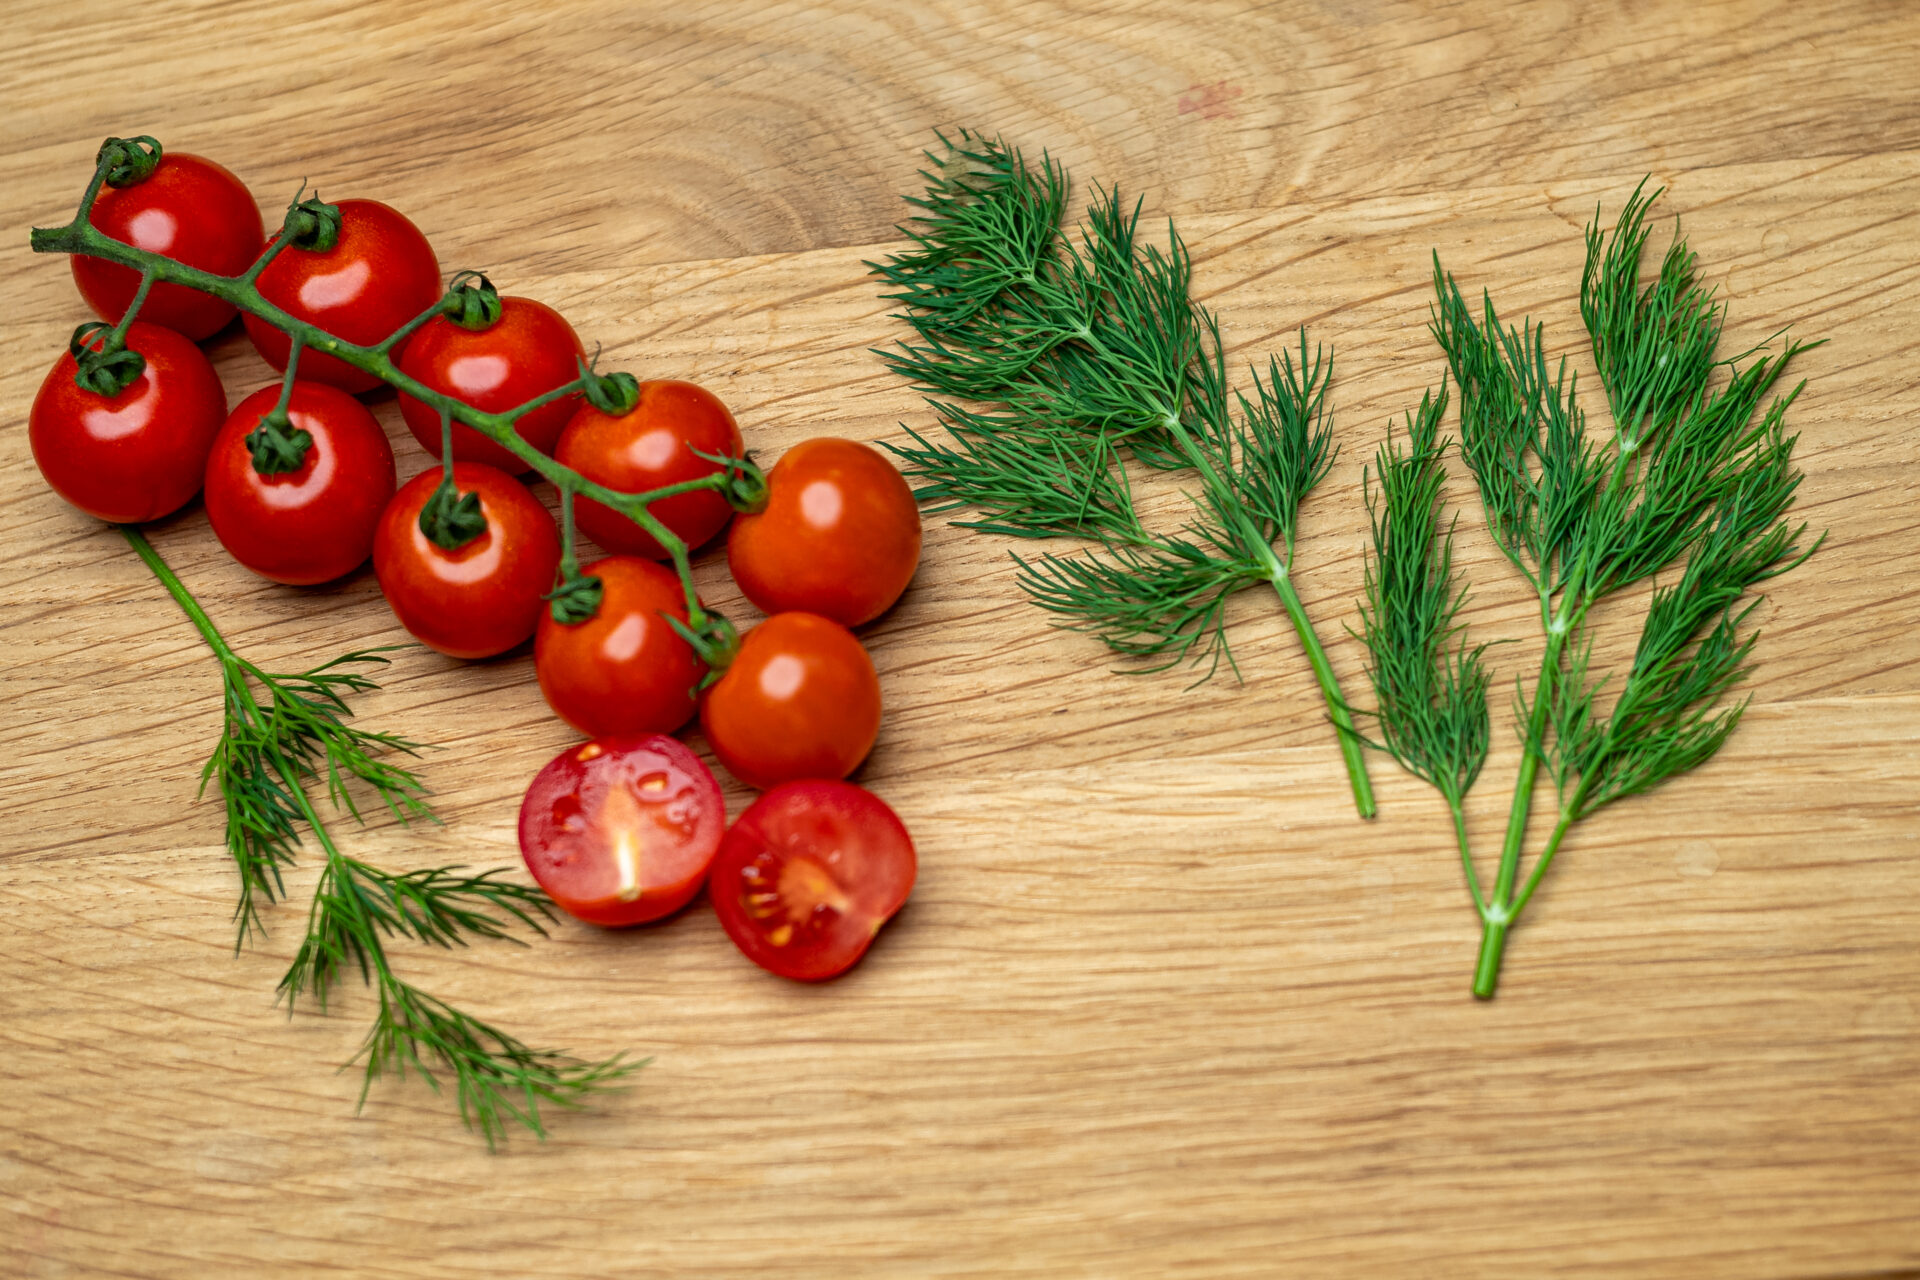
[700,612,881,790]
[373,463,561,659]
[397,295,585,473]
[29,322,226,524]
[555,380,741,558]
[518,735,726,927]
[71,152,265,341]
[204,382,396,585]
[535,556,704,738]
[708,780,916,981]
[727,437,921,626]
[245,199,441,393]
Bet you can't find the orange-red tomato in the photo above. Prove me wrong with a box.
[396,296,585,473]
[518,735,726,927]
[204,382,396,585]
[726,437,921,626]
[373,463,560,658]
[535,556,703,737]
[700,612,881,790]
[555,380,741,558]
[29,322,226,524]
[708,780,916,981]
[71,153,264,340]
[245,199,441,393]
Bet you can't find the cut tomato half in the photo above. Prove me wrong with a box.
[708,780,916,981]
[518,735,725,927]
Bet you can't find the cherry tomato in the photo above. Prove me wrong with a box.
[29,322,227,524]
[373,463,560,659]
[245,200,441,393]
[709,780,915,981]
[727,437,921,626]
[518,735,725,927]
[555,380,741,558]
[535,556,703,737]
[700,612,881,790]
[397,295,585,473]
[204,383,396,584]
[72,153,265,341]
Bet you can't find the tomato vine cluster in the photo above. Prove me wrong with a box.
[30,136,924,983]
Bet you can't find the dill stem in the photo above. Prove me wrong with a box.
[1448,795,1485,916]
[120,526,240,667]
[1266,570,1377,819]
[1473,624,1568,998]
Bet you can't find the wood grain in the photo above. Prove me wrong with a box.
[3,3,1918,1277]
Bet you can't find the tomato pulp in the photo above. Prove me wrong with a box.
[29,322,227,525]
[708,780,916,981]
[701,612,881,790]
[373,463,560,658]
[556,380,741,558]
[72,152,265,341]
[535,556,704,737]
[246,199,441,393]
[204,382,397,584]
[397,295,585,473]
[727,437,922,626]
[518,735,726,927]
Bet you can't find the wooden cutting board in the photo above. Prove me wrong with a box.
[4,3,1917,1276]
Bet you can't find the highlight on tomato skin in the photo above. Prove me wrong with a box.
[708,780,916,982]
[518,735,726,928]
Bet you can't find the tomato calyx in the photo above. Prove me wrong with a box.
[688,445,771,513]
[440,270,504,331]
[244,396,315,476]
[544,568,604,625]
[280,189,343,252]
[66,321,145,396]
[666,610,739,685]
[95,135,161,188]
[417,471,489,550]
[578,359,640,416]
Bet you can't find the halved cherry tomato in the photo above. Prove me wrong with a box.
[29,322,226,524]
[245,199,441,393]
[709,780,915,981]
[535,556,703,737]
[555,380,741,558]
[727,437,921,626]
[72,152,265,341]
[373,463,560,659]
[700,612,881,790]
[396,295,585,473]
[518,735,725,927]
[204,382,396,584]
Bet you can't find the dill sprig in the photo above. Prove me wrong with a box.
[874,130,1373,817]
[1360,181,1822,997]
[123,527,637,1143]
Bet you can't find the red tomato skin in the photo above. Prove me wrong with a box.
[518,735,726,927]
[244,200,441,393]
[373,463,561,659]
[535,556,704,737]
[396,296,585,473]
[700,612,882,791]
[556,381,742,558]
[72,154,264,341]
[29,322,227,524]
[727,437,921,626]
[709,780,916,982]
[204,383,396,584]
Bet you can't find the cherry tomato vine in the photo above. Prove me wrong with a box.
[30,135,769,669]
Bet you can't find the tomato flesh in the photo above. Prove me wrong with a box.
[709,780,915,981]
[519,736,725,927]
